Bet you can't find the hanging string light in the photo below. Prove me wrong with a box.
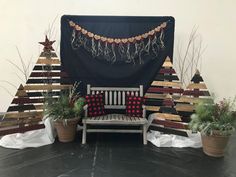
[68,20,168,64]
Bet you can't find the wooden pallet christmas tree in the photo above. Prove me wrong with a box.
[144,57,190,136]
[145,56,184,115]
[0,36,72,135]
[175,70,212,122]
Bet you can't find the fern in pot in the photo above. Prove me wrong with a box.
[44,82,86,142]
[189,97,236,157]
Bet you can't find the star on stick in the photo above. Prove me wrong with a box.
[39,35,56,52]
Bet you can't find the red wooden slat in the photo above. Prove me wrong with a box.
[12,98,45,104]
[159,68,176,74]
[30,72,69,77]
[153,119,188,129]
[147,87,184,94]
[183,90,210,97]
[0,124,45,136]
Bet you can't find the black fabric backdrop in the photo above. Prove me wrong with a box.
[60,15,175,95]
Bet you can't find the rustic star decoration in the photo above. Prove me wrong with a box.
[39,35,56,52]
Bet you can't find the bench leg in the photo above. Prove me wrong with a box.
[82,123,87,144]
[143,124,147,145]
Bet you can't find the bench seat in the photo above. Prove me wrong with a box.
[83,114,147,124]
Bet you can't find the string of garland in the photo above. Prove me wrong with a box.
[68,20,168,64]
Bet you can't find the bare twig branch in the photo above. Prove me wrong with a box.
[0,80,17,89]
[7,59,25,77]
[175,26,206,88]
[12,72,25,83]
[0,86,14,97]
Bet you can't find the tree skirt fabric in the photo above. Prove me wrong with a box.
[147,113,202,148]
[0,117,56,149]
[147,131,202,148]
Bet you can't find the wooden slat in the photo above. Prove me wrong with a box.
[151,81,182,88]
[84,115,147,125]
[118,91,121,105]
[11,97,28,104]
[147,87,184,94]
[177,112,193,120]
[177,96,199,103]
[177,96,212,104]
[36,59,61,65]
[109,91,112,105]
[114,91,117,105]
[30,72,68,77]
[24,84,72,90]
[3,111,43,119]
[7,105,36,112]
[33,65,61,71]
[0,124,45,136]
[159,68,176,74]
[34,105,44,110]
[145,106,160,112]
[175,103,195,112]
[145,93,167,99]
[122,91,125,105]
[153,113,182,121]
[27,91,61,97]
[160,107,177,114]
[39,51,57,58]
[155,74,179,81]
[144,99,162,106]
[0,117,42,128]
[162,57,173,68]
[15,90,28,97]
[183,90,210,97]
[12,97,58,105]
[90,87,140,92]
[26,78,71,84]
[105,91,108,105]
[187,83,207,90]
[149,124,188,137]
[152,119,189,129]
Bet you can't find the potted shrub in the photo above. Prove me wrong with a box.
[44,82,86,142]
[189,97,236,157]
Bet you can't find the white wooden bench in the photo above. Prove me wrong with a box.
[82,84,148,145]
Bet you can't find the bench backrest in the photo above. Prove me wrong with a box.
[87,84,143,110]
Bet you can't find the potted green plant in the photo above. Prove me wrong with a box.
[44,82,86,142]
[189,97,236,157]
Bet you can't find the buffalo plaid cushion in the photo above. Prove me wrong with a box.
[126,95,144,117]
[85,94,105,117]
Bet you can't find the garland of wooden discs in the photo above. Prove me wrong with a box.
[68,20,168,64]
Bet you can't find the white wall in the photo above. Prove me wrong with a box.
[0,0,235,112]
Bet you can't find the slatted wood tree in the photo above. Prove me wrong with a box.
[144,57,189,135]
[145,56,184,115]
[175,70,212,122]
[0,37,72,136]
[150,94,189,136]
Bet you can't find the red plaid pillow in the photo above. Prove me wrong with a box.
[85,94,105,117]
[126,95,144,117]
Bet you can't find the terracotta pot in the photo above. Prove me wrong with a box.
[201,133,229,157]
[54,117,80,142]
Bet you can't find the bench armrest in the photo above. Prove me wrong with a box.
[83,104,88,117]
[142,105,146,118]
